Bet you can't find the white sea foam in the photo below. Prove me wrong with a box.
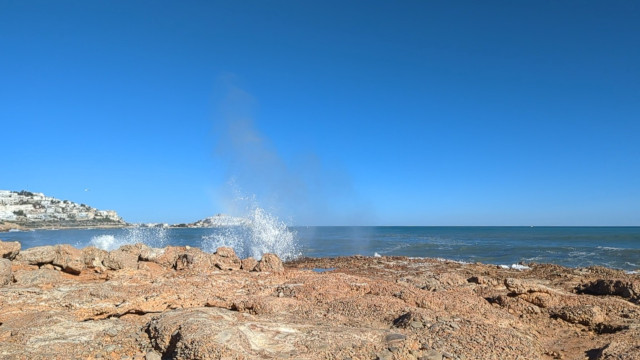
[89,227,168,251]
[373,252,382,257]
[202,206,299,261]
[435,258,472,265]
[499,264,531,271]
[597,246,625,251]
[89,235,121,251]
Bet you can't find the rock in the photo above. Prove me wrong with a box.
[550,305,606,327]
[151,246,188,268]
[145,352,162,360]
[420,350,444,360]
[577,279,640,304]
[596,332,640,359]
[139,246,165,262]
[12,268,63,286]
[256,253,284,273]
[15,245,57,265]
[384,333,407,343]
[119,243,150,258]
[82,246,108,269]
[505,278,555,295]
[241,257,258,271]
[173,247,213,271]
[53,244,85,274]
[211,247,241,270]
[376,349,393,360]
[0,240,21,260]
[145,308,247,359]
[393,311,423,329]
[103,249,139,270]
[0,258,11,286]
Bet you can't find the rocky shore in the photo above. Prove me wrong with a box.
[0,240,638,360]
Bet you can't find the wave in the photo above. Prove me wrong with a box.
[202,206,299,261]
[597,246,626,251]
[89,227,168,251]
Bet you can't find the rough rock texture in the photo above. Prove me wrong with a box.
[15,245,57,265]
[82,246,108,269]
[0,258,11,286]
[103,248,139,270]
[53,244,85,274]
[241,257,258,271]
[0,245,639,359]
[578,279,640,304]
[0,240,21,260]
[256,253,284,273]
[212,246,241,270]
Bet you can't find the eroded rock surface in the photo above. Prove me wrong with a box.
[0,240,638,359]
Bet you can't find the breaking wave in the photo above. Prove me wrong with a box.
[89,227,168,251]
[202,206,299,261]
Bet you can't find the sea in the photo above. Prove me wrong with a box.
[2,225,639,272]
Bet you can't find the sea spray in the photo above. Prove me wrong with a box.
[202,206,299,260]
[89,226,168,251]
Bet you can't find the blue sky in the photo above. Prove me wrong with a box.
[1,1,639,225]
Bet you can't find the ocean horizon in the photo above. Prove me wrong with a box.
[3,225,639,272]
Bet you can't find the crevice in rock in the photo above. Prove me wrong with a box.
[162,330,182,360]
[585,347,604,360]
[593,323,629,335]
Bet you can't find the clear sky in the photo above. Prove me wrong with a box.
[1,1,639,225]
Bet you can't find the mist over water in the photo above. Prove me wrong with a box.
[88,226,169,251]
[213,82,374,226]
[202,205,299,260]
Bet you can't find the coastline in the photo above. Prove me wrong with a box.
[1,240,638,359]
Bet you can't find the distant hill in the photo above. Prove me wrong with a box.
[174,214,249,228]
[0,190,126,229]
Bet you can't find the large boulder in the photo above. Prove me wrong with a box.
[241,257,258,271]
[550,305,606,327]
[0,258,11,286]
[174,247,213,271]
[211,247,241,271]
[139,246,165,262]
[255,253,284,273]
[12,268,63,286]
[103,249,139,270]
[577,279,640,304]
[0,240,21,260]
[82,246,108,269]
[15,245,57,265]
[53,244,85,274]
[151,246,187,268]
[119,243,151,258]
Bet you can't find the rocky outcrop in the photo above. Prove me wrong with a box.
[0,240,20,259]
[15,245,57,265]
[180,214,248,228]
[0,258,11,286]
[0,244,638,359]
[0,189,126,229]
[256,253,284,273]
[577,279,640,304]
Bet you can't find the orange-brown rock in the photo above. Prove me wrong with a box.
[0,245,638,359]
[0,240,21,260]
[52,244,85,274]
[241,256,258,271]
[0,258,11,286]
[256,253,284,273]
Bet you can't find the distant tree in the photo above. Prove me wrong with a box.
[13,210,26,217]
